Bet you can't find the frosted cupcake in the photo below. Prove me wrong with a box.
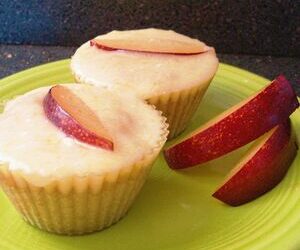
[0,84,168,235]
[71,28,219,139]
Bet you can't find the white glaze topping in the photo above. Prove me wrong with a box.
[0,84,165,185]
[71,28,219,99]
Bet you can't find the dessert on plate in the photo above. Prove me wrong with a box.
[0,84,168,235]
[71,28,219,139]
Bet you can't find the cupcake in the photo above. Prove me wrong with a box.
[71,28,219,139]
[0,84,168,235]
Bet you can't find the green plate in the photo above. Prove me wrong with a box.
[0,60,299,250]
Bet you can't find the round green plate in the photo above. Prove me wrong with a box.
[0,60,299,250]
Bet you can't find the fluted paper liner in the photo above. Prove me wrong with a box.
[0,114,168,235]
[74,73,212,140]
[146,81,211,139]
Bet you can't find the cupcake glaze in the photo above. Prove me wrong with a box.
[0,85,165,185]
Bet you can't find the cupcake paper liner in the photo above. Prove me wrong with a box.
[147,81,211,139]
[0,115,168,235]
